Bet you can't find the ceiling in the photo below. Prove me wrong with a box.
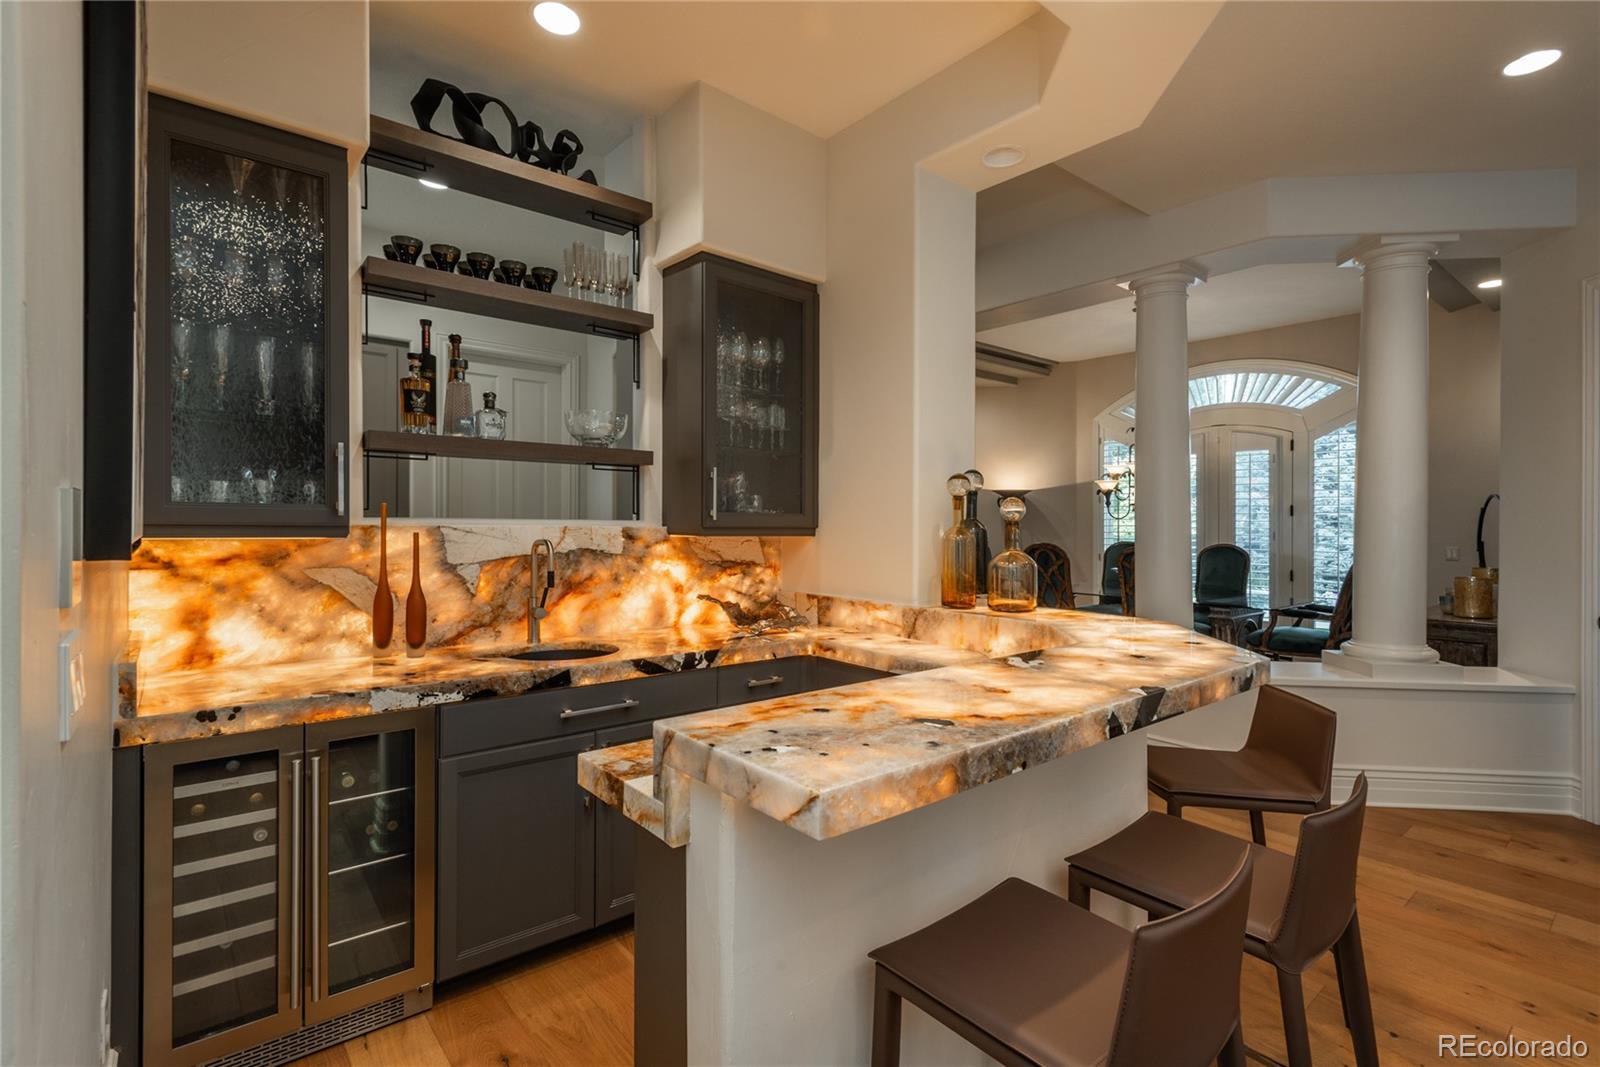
[371,1,1038,155]
[1033,0,1599,218]
[976,262,1366,363]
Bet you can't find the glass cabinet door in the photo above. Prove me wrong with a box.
[142,728,303,1066]
[702,259,818,532]
[306,710,435,1023]
[145,95,349,536]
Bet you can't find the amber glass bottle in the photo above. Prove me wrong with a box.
[405,531,427,658]
[372,502,394,651]
[987,496,1039,612]
[940,474,978,609]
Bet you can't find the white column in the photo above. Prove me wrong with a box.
[1128,264,1204,627]
[1339,237,1443,668]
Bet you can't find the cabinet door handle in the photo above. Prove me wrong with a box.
[289,756,302,1011]
[746,675,785,689]
[560,698,640,720]
[708,466,718,523]
[308,753,321,1002]
[335,442,346,517]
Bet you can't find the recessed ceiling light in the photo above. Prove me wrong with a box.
[418,178,449,191]
[532,1,580,36]
[981,145,1026,169]
[1477,278,1503,290]
[1503,49,1561,77]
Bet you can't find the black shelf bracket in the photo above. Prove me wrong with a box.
[590,463,641,520]
[363,283,432,345]
[587,210,642,277]
[365,147,430,174]
[588,324,642,387]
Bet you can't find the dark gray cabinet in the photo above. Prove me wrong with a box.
[144,95,350,536]
[435,657,889,982]
[663,253,819,535]
[436,734,595,981]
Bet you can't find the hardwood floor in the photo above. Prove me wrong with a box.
[302,805,1599,1067]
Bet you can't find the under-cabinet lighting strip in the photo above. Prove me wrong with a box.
[174,844,276,878]
[328,852,410,878]
[172,882,275,918]
[173,807,276,838]
[173,770,277,799]
[328,919,410,949]
[328,784,412,807]
[171,955,277,997]
[173,918,278,958]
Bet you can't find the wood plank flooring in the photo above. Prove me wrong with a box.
[301,805,1599,1066]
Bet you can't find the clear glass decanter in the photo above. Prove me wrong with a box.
[473,391,507,441]
[940,473,978,609]
[987,496,1039,612]
[442,333,474,435]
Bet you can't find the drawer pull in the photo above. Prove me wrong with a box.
[560,698,640,720]
[746,675,785,689]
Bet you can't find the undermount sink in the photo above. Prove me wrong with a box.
[506,644,619,662]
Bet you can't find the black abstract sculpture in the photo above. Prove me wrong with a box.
[409,78,598,184]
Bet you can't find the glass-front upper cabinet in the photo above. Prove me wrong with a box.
[663,253,818,534]
[145,95,349,536]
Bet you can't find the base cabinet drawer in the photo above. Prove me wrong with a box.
[436,734,595,981]
[715,656,813,706]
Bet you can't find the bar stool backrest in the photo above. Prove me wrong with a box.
[1271,773,1369,971]
[1107,851,1253,1067]
[1243,686,1338,806]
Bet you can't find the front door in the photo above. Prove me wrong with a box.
[1192,426,1291,608]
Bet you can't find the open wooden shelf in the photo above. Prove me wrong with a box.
[361,257,653,337]
[363,430,652,468]
[366,115,653,231]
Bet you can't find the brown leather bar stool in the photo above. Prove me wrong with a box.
[1148,684,1336,845]
[1067,774,1377,1067]
[867,856,1253,1067]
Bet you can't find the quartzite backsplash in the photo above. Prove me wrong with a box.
[130,525,781,675]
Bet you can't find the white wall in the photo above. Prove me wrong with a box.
[655,84,827,282]
[1499,169,1599,689]
[976,306,1500,602]
[0,4,123,1063]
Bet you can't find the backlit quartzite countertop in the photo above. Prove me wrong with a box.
[115,621,985,747]
[579,595,1266,845]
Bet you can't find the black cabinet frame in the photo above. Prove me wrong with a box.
[143,95,350,536]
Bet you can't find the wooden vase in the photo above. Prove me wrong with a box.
[372,503,394,651]
[405,531,427,657]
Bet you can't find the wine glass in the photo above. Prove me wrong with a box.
[563,244,577,297]
[254,335,276,414]
[730,330,750,389]
[212,323,232,398]
[715,322,733,389]
[750,337,771,392]
[772,338,786,391]
[172,317,196,394]
[770,403,787,451]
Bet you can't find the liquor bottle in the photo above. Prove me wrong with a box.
[418,318,438,431]
[442,334,473,435]
[960,468,992,594]
[399,356,431,433]
[939,474,978,609]
[987,496,1039,612]
[405,531,427,658]
[474,391,507,440]
[372,502,394,650]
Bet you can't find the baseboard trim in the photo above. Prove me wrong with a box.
[1148,737,1582,816]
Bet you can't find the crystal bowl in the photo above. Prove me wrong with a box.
[565,409,628,448]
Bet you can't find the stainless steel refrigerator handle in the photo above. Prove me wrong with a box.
[289,757,302,1011]
[709,466,718,522]
[309,753,321,1002]
[335,443,346,517]
[560,698,640,719]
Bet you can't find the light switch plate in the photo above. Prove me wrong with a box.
[58,485,82,610]
[58,630,85,743]
[1444,544,1460,562]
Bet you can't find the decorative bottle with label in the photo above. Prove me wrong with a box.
[474,391,507,441]
[399,356,431,433]
[987,496,1039,612]
[939,473,978,609]
[443,333,474,435]
[418,318,438,431]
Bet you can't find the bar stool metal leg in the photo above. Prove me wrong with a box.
[1276,969,1313,1067]
[1334,910,1380,1067]
[1249,809,1267,845]
[871,964,903,1067]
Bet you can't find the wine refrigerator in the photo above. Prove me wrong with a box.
[128,709,435,1067]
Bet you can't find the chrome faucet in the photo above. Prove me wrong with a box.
[529,538,556,644]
